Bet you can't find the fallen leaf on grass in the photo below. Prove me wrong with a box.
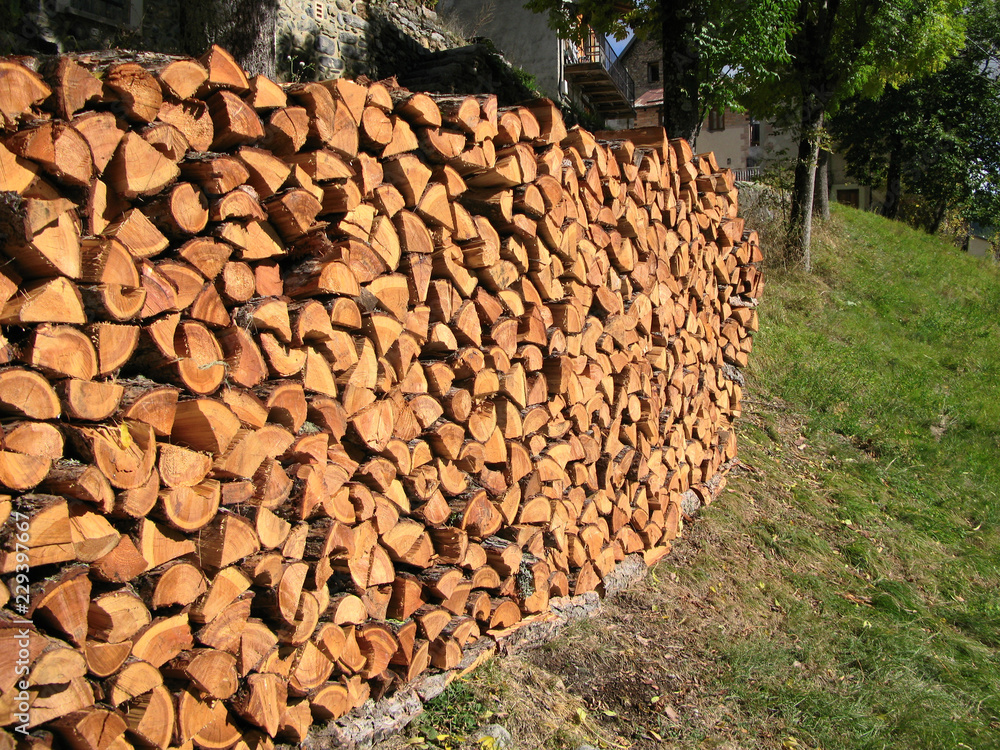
[837,592,873,606]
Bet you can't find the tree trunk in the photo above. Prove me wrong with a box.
[789,103,823,272]
[659,1,702,142]
[814,148,830,220]
[785,0,844,272]
[930,201,949,234]
[881,144,901,219]
[180,0,278,78]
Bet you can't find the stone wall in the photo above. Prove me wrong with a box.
[365,0,466,81]
[377,0,464,55]
[393,42,538,105]
[274,0,467,81]
[276,0,370,79]
[3,0,468,84]
[620,35,661,103]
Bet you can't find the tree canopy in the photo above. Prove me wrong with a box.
[743,0,966,269]
[746,0,966,119]
[830,0,1000,232]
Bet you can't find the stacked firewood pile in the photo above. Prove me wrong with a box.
[0,45,762,749]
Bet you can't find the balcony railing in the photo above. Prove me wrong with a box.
[579,31,635,106]
[732,166,763,182]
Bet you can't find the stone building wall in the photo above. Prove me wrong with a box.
[365,0,466,81]
[3,0,467,83]
[274,0,465,81]
[620,35,661,102]
[436,0,562,101]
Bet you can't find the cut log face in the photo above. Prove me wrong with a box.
[159,58,209,100]
[26,324,98,380]
[0,60,52,127]
[7,121,93,187]
[174,321,226,394]
[59,378,124,420]
[106,132,180,199]
[0,368,60,419]
[0,44,762,747]
[69,420,153,490]
[104,63,163,123]
[209,91,265,150]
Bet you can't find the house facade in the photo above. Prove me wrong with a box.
[436,0,635,123]
[697,109,755,172]
[633,89,755,171]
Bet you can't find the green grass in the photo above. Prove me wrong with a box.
[694,206,1000,749]
[411,678,489,747]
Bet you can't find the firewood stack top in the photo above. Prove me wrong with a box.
[0,46,762,749]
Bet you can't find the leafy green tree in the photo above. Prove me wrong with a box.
[830,0,1000,233]
[523,0,798,142]
[745,0,966,269]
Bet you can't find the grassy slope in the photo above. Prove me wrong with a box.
[725,207,1000,748]
[382,206,1000,750]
